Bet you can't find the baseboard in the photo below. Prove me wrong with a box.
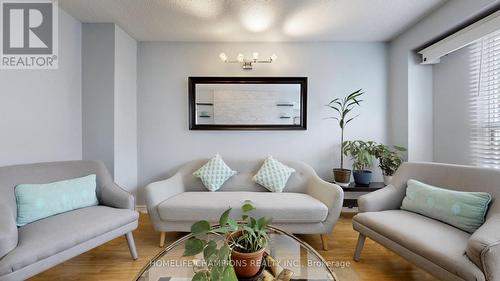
[136,205,148,214]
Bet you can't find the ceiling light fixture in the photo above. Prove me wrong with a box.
[219,52,277,70]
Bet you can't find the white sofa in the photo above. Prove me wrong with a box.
[145,159,344,250]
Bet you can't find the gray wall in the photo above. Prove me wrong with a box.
[0,9,82,167]
[433,46,471,165]
[137,42,388,203]
[82,23,138,194]
[387,0,498,161]
[114,26,138,195]
[82,23,115,174]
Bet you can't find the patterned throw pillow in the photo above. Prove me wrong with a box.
[253,156,295,192]
[193,154,237,191]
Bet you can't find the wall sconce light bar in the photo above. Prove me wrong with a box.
[219,52,277,70]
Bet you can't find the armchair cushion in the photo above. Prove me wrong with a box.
[0,206,138,276]
[0,205,17,259]
[353,210,484,281]
[15,174,98,226]
[466,214,500,281]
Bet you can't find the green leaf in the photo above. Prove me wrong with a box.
[250,218,257,228]
[241,202,255,213]
[219,245,231,261]
[211,227,229,234]
[219,208,232,227]
[393,145,407,151]
[203,240,217,261]
[257,217,272,229]
[183,238,205,256]
[192,271,208,281]
[222,265,238,281]
[211,266,222,281]
[191,220,211,235]
[345,115,359,125]
[227,218,238,231]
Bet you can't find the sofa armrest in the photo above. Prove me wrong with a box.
[306,175,344,233]
[357,185,406,213]
[0,205,17,259]
[466,213,500,281]
[100,181,135,210]
[144,173,186,230]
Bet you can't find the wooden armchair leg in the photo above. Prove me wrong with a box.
[159,232,166,248]
[320,234,328,251]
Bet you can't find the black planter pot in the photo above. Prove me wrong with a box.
[353,170,372,187]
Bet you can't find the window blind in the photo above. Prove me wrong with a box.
[470,29,500,168]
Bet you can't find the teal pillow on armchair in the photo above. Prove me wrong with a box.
[401,179,491,233]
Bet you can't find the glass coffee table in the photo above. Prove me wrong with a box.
[135,226,337,281]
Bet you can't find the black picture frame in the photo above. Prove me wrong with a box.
[188,77,307,130]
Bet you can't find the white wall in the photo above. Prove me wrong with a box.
[0,9,82,166]
[137,42,388,203]
[408,54,434,161]
[114,26,138,195]
[433,46,471,165]
[388,0,498,161]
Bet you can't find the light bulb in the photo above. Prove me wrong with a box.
[252,52,259,60]
[270,54,277,61]
[237,53,245,62]
[219,52,227,62]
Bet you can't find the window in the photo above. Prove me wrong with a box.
[470,30,500,168]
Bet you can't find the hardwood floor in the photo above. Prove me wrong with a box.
[29,213,437,281]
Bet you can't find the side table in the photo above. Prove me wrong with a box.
[333,182,385,208]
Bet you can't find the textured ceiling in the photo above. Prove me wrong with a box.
[60,0,446,42]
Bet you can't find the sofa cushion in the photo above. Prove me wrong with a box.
[253,156,295,192]
[158,192,328,223]
[354,210,485,281]
[0,206,138,276]
[193,154,237,191]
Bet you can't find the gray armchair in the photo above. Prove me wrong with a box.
[0,161,139,281]
[352,162,500,281]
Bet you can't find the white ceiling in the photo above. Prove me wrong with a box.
[60,0,446,42]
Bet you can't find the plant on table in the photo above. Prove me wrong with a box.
[342,140,377,186]
[373,144,406,184]
[183,200,271,280]
[325,89,364,185]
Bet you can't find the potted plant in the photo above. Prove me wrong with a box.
[373,144,406,184]
[342,140,376,187]
[184,200,271,280]
[325,89,364,186]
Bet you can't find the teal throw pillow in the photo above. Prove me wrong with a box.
[253,156,295,192]
[401,179,492,233]
[16,174,99,226]
[193,154,237,191]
